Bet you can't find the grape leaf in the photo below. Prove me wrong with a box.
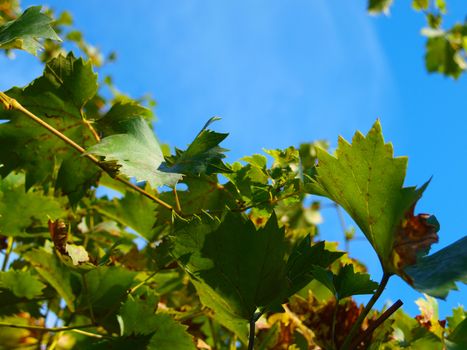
[23,248,75,312]
[425,35,464,79]
[80,266,137,332]
[97,100,153,136]
[88,117,182,188]
[286,237,344,296]
[0,173,66,237]
[0,53,100,204]
[368,0,393,14]
[309,264,378,300]
[172,211,288,321]
[0,270,45,299]
[333,264,379,299]
[147,313,196,349]
[97,187,159,241]
[311,120,426,271]
[160,117,231,176]
[405,236,467,299]
[117,299,195,349]
[412,0,429,11]
[0,6,60,55]
[172,211,341,332]
[448,318,467,349]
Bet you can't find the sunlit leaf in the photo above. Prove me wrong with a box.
[88,118,182,188]
[0,6,60,55]
[0,270,45,299]
[311,120,426,271]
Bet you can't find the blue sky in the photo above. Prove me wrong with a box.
[2,0,467,318]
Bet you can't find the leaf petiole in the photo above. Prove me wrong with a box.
[340,272,391,350]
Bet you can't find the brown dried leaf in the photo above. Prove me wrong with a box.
[392,204,439,277]
[48,219,68,254]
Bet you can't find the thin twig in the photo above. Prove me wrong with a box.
[1,237,13,271]
[349,299,403,349]
[0,92,174,211]
[0,322,95,332]
[83,118,101,142]
[127,271,158,295]
[340,272,391,350]
[247,317,256,350]
[173,187,182,213]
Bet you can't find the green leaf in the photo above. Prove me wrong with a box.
[286,237,344,296]
[97,100,153,136]
[309,265,335,296]
[90,298,195,350]
[333,264,378,299]
[88,118,182,188]
[405,236,467,299]
[172,211,341,341]
[0,270,45,299]
[160,117,231,176]
[81,266,137,332]
[119,299,196,348]
[23,248,75,311]
[425,35,464,79]
[0,173,67,237]
[368,0,394,14]
[447,306,466,332]
[0,53,100,203]
[172,211,288,321]
[97,187,158,241]
[118,298,160,336]
[448,318,467,349]
[56,155,101,206]
[309,264,377,300]
[148,313,196,349]
[412,0,429,11]
[312,120,424,270]
[0,6,60,55]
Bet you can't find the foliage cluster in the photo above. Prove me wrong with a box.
[369,0,467,78]
[0,2,466,349]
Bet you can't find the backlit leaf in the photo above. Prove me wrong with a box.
[311,120,425,271]
[405,236,467,298]
[0,270,45,299]
[88,118,182,188]
[23,248,75,311]
[0,174,66,237]
[0,6,60,55]
[0,53,100,204]
[160,117,231,176]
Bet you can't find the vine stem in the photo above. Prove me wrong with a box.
[247,317,256,350]
[0,322,95,332]
[0,92,174,212]
[127,271,158,295]
[1,237,14,271]
[340,272,391,350]
[349,299,403,349]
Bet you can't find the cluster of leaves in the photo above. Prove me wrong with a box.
[0,3,466,350]
[368,0,467,78]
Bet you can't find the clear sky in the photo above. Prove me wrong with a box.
[2,0,467,318]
